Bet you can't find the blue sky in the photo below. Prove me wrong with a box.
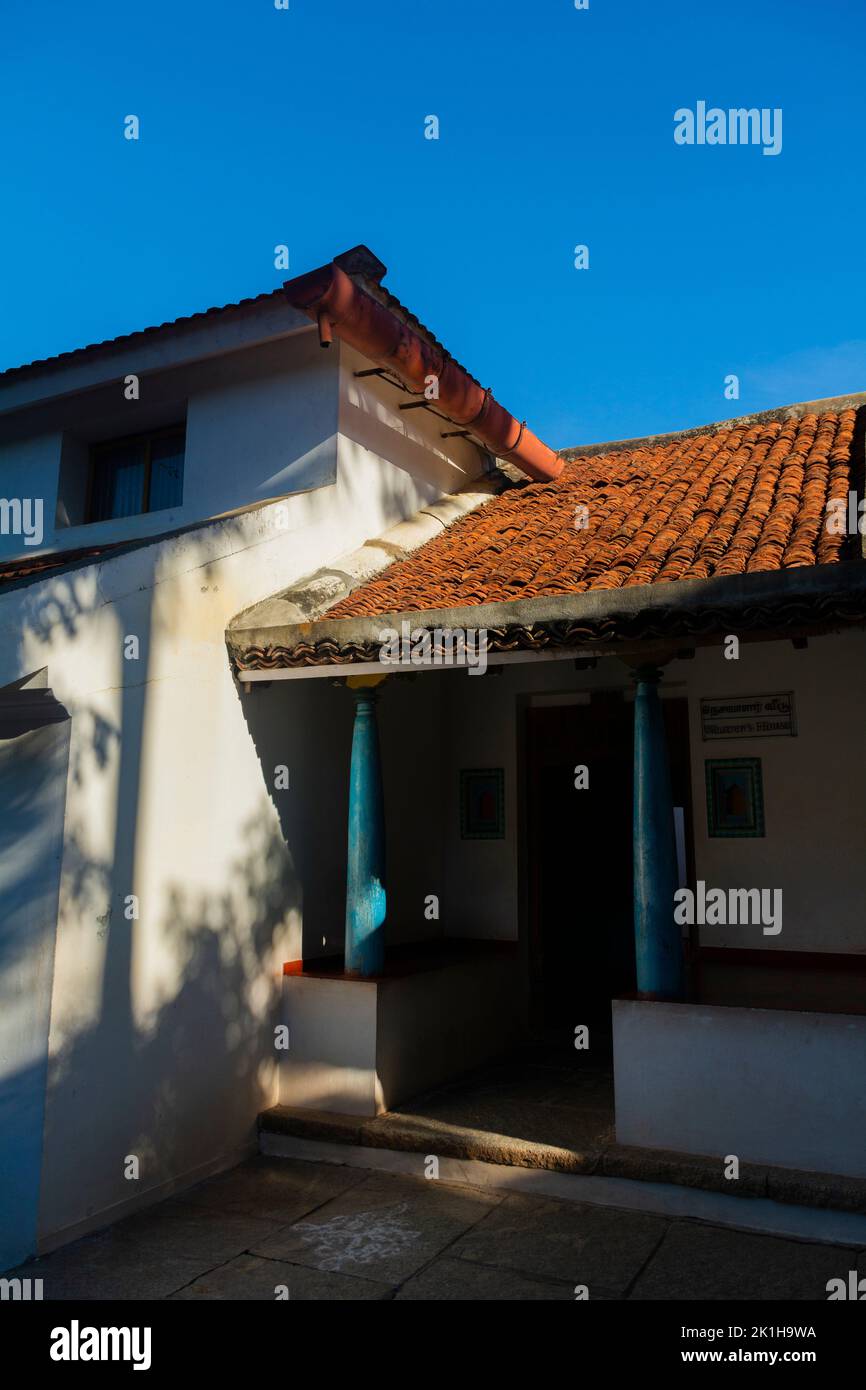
[1,0,864,446]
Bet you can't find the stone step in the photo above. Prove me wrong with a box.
[258,1103,866,1217]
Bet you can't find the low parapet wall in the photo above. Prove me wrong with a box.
[280,944,523,1116]
[613,998,866,1179]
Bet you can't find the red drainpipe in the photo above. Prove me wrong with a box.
[283,262,563,483]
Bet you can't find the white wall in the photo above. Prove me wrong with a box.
[279,950,522,1116]
[614,998,866,1177]
[0,327,485,566]
[183,331,340,518]
[0,408,471,1252]
[0,329,341,562]
[686,633,866,952]
[338,342,483,506]
[0,716,69,1269]
[280,975,380,1115]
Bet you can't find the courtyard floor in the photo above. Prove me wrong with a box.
[12,1153,864,1300]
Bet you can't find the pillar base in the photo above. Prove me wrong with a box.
[280,946,522,1116]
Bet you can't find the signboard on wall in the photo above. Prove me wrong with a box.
[700,692,796,741]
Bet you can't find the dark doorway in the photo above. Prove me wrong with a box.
[526,692,694,1050]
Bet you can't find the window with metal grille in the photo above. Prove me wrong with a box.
[87,426,185,522]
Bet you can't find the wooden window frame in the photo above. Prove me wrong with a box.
[86,423,185,524]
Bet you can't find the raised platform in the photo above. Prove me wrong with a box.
[279,938,523,1116]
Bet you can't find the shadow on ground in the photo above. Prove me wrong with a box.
[6,1151,861,1301]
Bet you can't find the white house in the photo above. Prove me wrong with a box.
[2,244,865,1271]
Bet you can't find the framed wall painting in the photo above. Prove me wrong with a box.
[460,768,505,839]
[705,757,765,838]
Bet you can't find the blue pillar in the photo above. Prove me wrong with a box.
[345,685,386,976]
[633,666,685,999]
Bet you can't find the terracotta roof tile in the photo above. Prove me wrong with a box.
[0,290,286,379]
[323,408,860,620]
[0,541,123,586]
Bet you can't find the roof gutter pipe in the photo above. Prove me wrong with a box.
[283,262,562,483]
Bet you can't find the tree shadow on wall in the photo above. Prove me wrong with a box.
[39,805,299,1240]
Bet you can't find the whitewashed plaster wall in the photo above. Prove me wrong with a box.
[0,716,70,1269]
[0,399,473,1250]
[337,341,484,506]
[0,328,339,562]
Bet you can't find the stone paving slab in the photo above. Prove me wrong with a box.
[629,1221,855,1301]
[108,1200,286,1265]
[171,1252,389,1300]
[4,1232,212,1300]
[11,1155,865,1301]
[175,1154,368,1223]
[394,1255,578,1300]
[249,1171,502,1284]
[448,1192,668,1296]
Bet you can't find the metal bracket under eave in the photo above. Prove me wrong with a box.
[352,364,494,464]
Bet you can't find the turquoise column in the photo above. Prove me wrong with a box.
[345,686,386,976]
[633,666,685,999]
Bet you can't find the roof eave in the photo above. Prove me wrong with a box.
[0,296,312,416]
[228,558,866,674]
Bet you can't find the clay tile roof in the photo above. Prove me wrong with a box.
[0,541,124,586]
[0,290,286,380]
[323,407,861,619]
